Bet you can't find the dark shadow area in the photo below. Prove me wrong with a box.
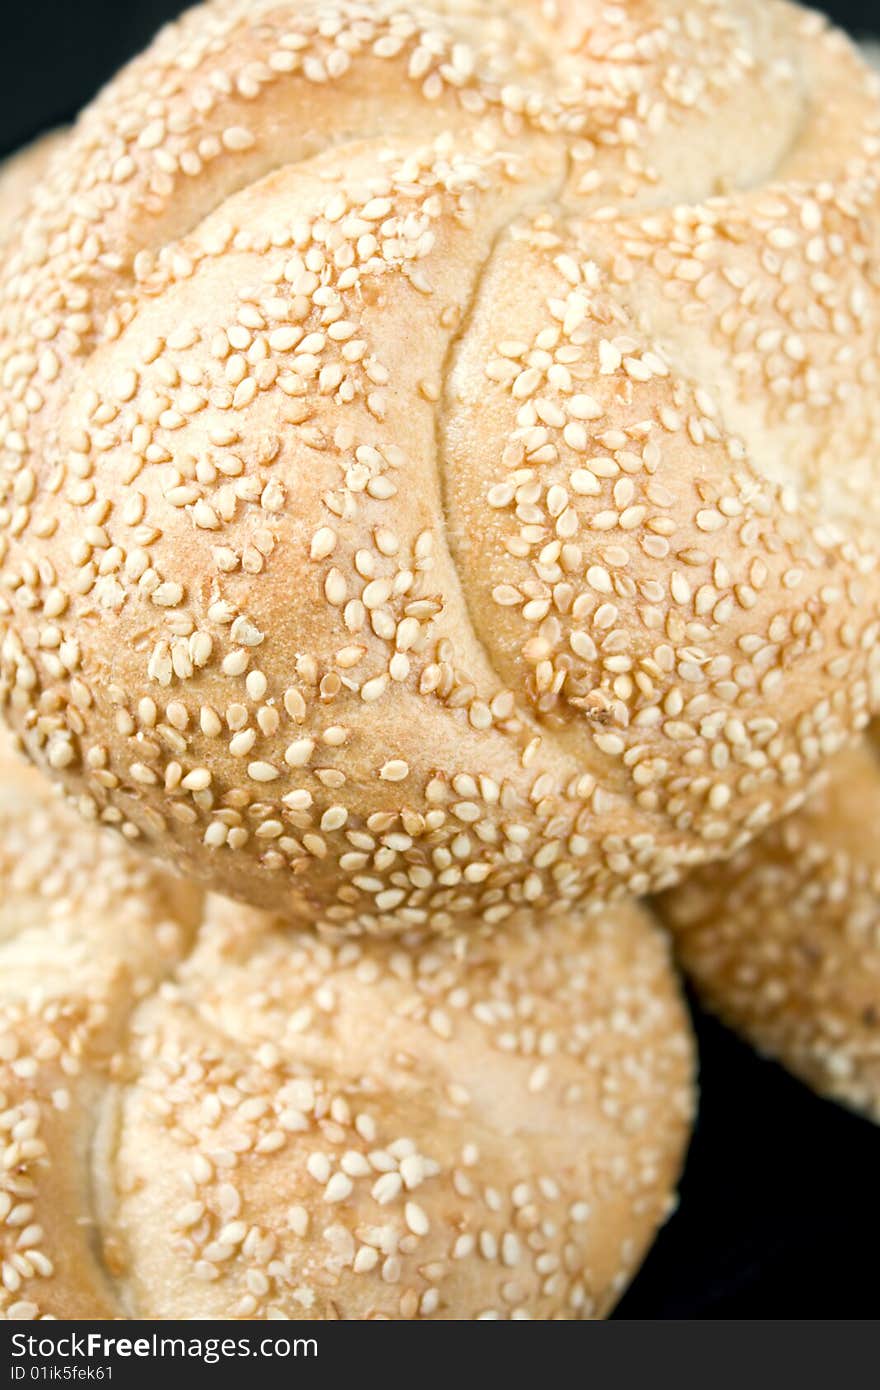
[616,999,880,1318]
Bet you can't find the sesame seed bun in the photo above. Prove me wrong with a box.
[658,732,880,1121]
[0,734,693,1319]
[1,1,880,929]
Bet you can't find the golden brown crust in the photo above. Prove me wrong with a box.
[658,732,880,1121]
[0,736,693,1319]
[1,1,879,929]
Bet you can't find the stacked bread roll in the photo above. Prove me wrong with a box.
[0,0,877,1318]
[659,731,880,1122]
[0,736,692,1319]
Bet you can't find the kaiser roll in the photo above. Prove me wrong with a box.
[0,732,693,1320]
[658,729,880,1122]
[1,0,880,929]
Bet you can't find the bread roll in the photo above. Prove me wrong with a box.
[658,734,880,1121]
[0,735,693,1319]
[1,0,879,928]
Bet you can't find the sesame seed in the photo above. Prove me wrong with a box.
[379,760,409,782]
[247,762,280,783]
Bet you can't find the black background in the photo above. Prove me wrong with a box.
[2,0,880,1320]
